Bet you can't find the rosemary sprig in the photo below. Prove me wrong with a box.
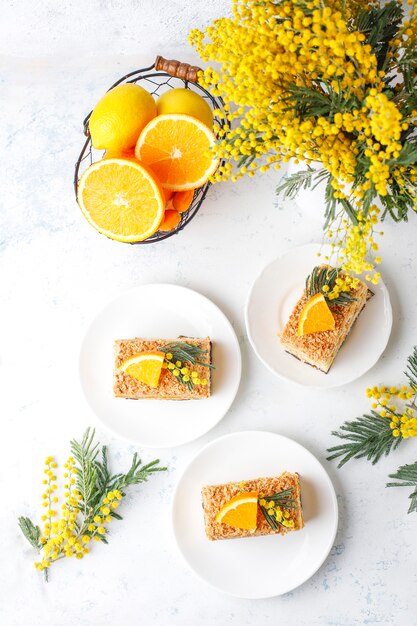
[160,341,214,368]
[19,428,167,578]
[387,461,417,514]
[326,411,403,468]
[259,488,298,531]
[160,341,215,390]
[306,265,355,307]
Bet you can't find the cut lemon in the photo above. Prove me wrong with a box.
[298,293,335,336]
[135,113,219,190]
[77,158,165,242]
[215,491,258,531]
[119,351,165,388]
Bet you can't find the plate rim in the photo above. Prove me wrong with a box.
[244,242,392,389]
[79,283,242,448]
[171,429,339,599]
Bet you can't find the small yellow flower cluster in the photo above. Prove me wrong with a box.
[325,204,382,284]
[190,0,417,287]
[259,498,295,528]
[34,456,123,572]
[164,353,208,386]
[366,385,417,439]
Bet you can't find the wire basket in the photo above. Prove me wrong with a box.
[74,56,226,244]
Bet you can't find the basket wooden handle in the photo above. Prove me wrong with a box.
[155,55,202,82]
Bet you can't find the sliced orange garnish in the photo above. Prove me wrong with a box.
[118,351,165,388]
[215,491,258,531]
[298,293,335,336]
[135,113,219,190]
[77,158,165,242]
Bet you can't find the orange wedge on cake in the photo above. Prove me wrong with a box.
[135,113,219,190]
[215,491,258,531]
[118,351,165,388]
[77,158,165,242]
[298,293,335,336]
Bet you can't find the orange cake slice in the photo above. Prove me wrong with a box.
[114,336,212,400]
[202,472,304,541]
[279,266,370,373]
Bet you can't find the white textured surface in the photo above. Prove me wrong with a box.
[1,1,417,624]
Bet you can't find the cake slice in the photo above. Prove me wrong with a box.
[279,266,370,373]
[202,472,304,541]
[114,336,212,400]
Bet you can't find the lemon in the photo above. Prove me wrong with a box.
[156,88,213,128]
[89,83,156,151]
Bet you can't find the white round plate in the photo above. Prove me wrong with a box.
[79,284,241,447]
[245,243,392,388]
[172,430,338,598]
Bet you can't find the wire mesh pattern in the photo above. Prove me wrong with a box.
[74,61,226,244]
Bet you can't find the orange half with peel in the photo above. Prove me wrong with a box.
[118,351,165,388]
[135,113,219,190]
[77,158,165,242]
[298,293,335,336]
[216,491,258,531]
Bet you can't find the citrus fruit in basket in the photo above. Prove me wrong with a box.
[159,209,181,232]
[172,189,194,213]
[135,114,219,190]
[89,84,156,152]
[156,88,213,128]
[77,158,165,242]
[298,293,335,336]
[119,351,165,388]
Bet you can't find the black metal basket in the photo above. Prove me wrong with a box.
[74,56,226,244]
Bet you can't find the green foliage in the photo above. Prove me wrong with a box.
[160,341,214,390]
[259,488,298,531]
[18,517,42,551]
[327,411,402,468]
[306,266,355,307]
[354,1,404,72]
[70,429,99,514]
[405,346,417,389]
[71,428,167,532]
[387,461,417,514]
[276,168,329,201]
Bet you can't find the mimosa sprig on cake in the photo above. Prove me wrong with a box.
[190,0,417,286]
[18,429,166,580]
[327,347,417,513]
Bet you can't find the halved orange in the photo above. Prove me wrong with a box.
[135,113,219,190]
[77,158,165,242]
[298,293,335,336]
[215,491,258,531]
[119,351,165,388]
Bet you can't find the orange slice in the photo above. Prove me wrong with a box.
[215,491,258,531]
[118,351,165,388]
[77,158,165,242]
[298,293,335,336]
[135,113,219,190]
